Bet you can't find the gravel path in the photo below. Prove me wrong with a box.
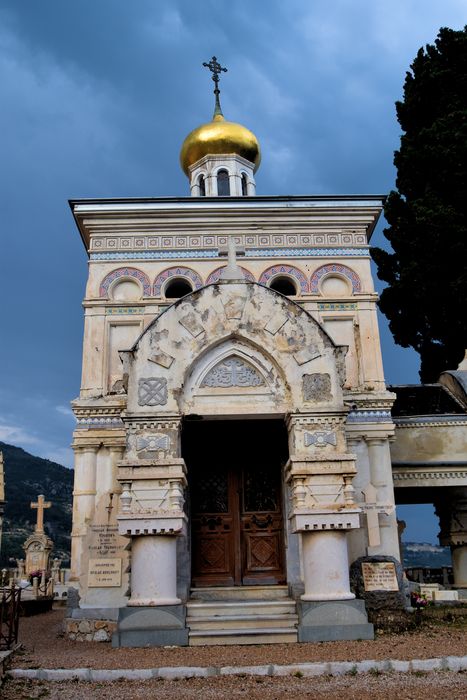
[3,672,467,699]
[4,607,466,699]
[12,608,467,670]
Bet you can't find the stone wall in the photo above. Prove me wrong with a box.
[64,617,116,642]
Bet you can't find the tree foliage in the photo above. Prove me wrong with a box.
[371,26,467,382]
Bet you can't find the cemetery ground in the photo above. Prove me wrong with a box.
[2,606,467,698]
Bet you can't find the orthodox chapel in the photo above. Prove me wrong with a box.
[67,59,467,646]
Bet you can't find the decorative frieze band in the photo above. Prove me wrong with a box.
[347,410,392,423]
[318,302,357,311]
[98,263,364,299]
[76,416,124,429]
[105,307,142,315]
[90,247,367,262]
[90,231,368,252]
[394,416,467,428]
[393,469,467,483]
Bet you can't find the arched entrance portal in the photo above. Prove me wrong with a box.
[183,418,288,587]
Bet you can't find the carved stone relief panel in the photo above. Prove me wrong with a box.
[304,431,337,448]
[136,435,169,451]
[138,378,168,406]
[126,419,180,460]
[287,414,349,458]
[201,357,264,388]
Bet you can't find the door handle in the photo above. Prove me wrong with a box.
[251,514,273,529]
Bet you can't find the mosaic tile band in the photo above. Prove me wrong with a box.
[310,264,362,293]
[91,247,368,261]
[99,267,151,297]
[105,307,142,315]
[347,410,392,423]
[153,266,203,296]
[99,263,363,298]
[206,266,255,283]
[259,264,309,293]
[318,303,358,311]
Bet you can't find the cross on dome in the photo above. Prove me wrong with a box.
[203,56,228,117]
[179,55,260,194]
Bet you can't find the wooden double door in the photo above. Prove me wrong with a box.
[187,421,286,587]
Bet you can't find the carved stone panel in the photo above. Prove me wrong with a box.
[304,431,337,448]
[303,373,332,402]
[201,357,264,388]
[138,378,168,406]
[136,434,170,452]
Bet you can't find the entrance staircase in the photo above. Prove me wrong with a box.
[187,585,298,646]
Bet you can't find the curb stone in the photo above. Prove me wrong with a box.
[9,656,467,681]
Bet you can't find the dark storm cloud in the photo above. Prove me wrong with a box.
[0,0,465,474]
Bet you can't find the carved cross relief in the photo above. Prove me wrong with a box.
[361,483,394,547]
[201,356,264,388]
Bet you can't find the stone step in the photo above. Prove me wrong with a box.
[187,613,298,631]
[187,600,297,617]
[189,585,289,601]
[189,627,298,646]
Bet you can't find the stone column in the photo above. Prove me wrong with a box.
[117,456,187,607]
[246,177,256,196]
[95,445,123,496]
[128,535,181,606]
[366,437,399,558]
[75,446,97,521]
[437,490,467,588]
[301,530,355,601]
[70,445,97,581]
[451,546,467,588]
[346,435,370,563]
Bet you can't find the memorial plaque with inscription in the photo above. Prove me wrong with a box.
[362,562,399,591]
[88,558,122,587]
[89,525,122,557]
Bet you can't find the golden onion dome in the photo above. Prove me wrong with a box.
[180,113,261,176]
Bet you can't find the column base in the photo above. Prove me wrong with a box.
[128,597,181,606]
[297,599,374,642]
[301,591,355,602]
[112,605,188,648]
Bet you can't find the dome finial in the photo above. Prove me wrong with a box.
[202,55,228,119]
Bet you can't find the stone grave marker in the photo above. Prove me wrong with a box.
[24,494,53,576]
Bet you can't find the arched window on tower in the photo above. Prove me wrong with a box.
[241,173,248,196]
[198,175,206,197]
[269,276,297,297]
[164,278,193,299]
[217,169,230,196]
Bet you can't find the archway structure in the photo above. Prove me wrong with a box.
[115,279,365,633]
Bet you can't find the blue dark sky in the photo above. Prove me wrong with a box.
[1,1,465,542]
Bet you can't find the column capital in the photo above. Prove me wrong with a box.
[364,436,388,446]
[73,445,98,455]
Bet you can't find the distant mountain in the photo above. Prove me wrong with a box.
[402,541,452,568]
[0,442,73,567]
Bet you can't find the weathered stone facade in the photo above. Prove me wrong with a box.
[67,190,404,644]
[67,93,407,645]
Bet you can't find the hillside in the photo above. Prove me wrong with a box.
[402,541,452,569]
[0,442,73,567]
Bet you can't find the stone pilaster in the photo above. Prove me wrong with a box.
[286,413,360,602]
[117,416,187,607]
[365,436,399,558]
[436,488,467,588]
[70,445,97,581]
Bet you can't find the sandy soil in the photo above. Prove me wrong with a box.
[12,607,467,670]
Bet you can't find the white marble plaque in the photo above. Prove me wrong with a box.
[88,558,122,587]
[362,562,398,591]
